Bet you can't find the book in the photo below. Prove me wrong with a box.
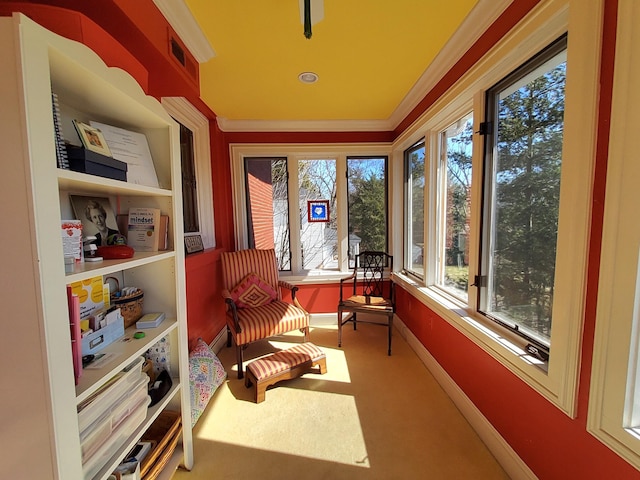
[118,213,169,251]
[135,312,165,329]
[68,275,105,320]
[67,286,82,385]
[127,207,162,252]
[61,220,83,262]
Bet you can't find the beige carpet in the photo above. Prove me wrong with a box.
[172,323,510,480]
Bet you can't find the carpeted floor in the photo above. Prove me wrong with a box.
[172,323,510,480]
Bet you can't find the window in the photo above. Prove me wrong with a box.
[298,158,337,271]
[404,141,425,278]
[347,156,388,267]
[589,0,640,468]
[179,122,199,233]
[436,114,473,301]
[480,35,567,349]
[244,157,291,270]
[162,97,215,249]
[232,145,391,276]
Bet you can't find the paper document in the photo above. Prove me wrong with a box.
[90,121,159,188]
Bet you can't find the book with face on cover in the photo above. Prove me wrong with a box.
[127,207,161,252]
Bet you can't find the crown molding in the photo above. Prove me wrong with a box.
[217,117,394,133]
[153,0,215,63]
[217,0,511,133]
[388,0,512,128]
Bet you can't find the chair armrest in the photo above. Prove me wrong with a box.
[339,272,356,285]
[278,280,299,301]
[338,272,356,302]
[221,289,242,333]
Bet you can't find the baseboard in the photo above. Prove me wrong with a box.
[209,327,228,354]
[394,317,537,480]
[309,312,338,327]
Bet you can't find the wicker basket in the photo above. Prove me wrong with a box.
[140,410,182,480]
[106,277,144,329]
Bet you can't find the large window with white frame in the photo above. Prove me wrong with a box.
[478,34,567,355]
[394,0,600,416]
[232,145,390,277]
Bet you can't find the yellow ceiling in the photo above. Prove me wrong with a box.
[185,0,479,123]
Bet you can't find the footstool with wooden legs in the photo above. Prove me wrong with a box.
[245,342,327,403]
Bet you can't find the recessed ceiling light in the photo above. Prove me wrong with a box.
[298,72,319,84]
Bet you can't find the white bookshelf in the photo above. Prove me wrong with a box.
[0,13,192,480]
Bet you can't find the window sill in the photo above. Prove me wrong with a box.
[393,272,550,378]
[281,270,395,285]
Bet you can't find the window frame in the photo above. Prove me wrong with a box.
[392,0,601,417]
[346,155,390,266]
[434,112,474,303]
[478,34,568,352]
[403,139,426,280]
[162,97,215,249]
[588,0,640,469]
[230,143,392,280]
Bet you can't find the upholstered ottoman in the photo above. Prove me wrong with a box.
[245,342,327,403]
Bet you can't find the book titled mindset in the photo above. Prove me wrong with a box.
[127,207,161,252]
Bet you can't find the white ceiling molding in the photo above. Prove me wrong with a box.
[153,0,215,63]
[388,0,512,129]
[217,0,512,133]
[216,117,393,133]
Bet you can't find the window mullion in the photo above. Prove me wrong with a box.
[288,155,302,274]
[336,154,349,272]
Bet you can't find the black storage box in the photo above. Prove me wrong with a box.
[67,145,127,181]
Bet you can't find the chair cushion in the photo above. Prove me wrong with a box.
[230,272,278,308]
[343,295,392,309]
[228,300,309,345]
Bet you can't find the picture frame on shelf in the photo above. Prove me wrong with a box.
[72,120,113,157]
[184,234,204,254]
[69,195,121,247]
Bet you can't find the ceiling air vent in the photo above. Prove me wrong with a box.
[168,33,198,86]
[171,37,185,66]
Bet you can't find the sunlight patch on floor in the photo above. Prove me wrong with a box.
[196,388,369,468]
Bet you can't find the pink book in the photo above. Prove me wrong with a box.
[67,286,82,385]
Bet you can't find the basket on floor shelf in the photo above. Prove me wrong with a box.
[106,277,144,329]
[140,410,182,480]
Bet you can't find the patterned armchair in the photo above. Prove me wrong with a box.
[221,248,310,378]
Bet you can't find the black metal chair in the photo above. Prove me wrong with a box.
[337,251,395,355]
